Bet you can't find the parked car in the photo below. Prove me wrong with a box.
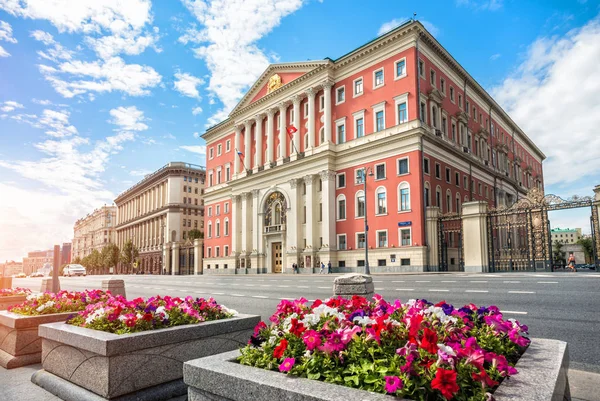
[30,271,45,278]
[63,264,87,277]
[15,272,27,278]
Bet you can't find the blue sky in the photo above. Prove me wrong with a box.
[1,0,599,261]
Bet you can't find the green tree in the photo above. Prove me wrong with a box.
[188,229,203,240]
[577,237,594,264]
[120,240,139,274]
[87,249,102,274]
[101,243,120,274]
[72,257,82,265]
[552,241,566,268]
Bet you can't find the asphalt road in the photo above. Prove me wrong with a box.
[14,270,600,373]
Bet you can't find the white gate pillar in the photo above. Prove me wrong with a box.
[462,201,489,273]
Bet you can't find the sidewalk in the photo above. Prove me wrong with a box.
[1,365,599,401]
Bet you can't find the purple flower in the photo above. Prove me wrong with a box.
[384,376,403,393]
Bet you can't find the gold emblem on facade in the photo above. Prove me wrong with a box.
[266,73,283,94]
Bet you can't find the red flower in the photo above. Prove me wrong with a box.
[142,313,153,322]
[420,327,439,354]
[408,314,423,343]
[273,338,288,359]
[472,368,499,388]
[431,368,460,400]
[289,318,306,336]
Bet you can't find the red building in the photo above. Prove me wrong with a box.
[201,20,545,274]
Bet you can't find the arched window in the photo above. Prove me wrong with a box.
[274,202,282,225]
[337,194,346,220]
[319,126,325,145]
[424,182,431,207]
[304,133,309,150]
[398,182,410,211]
[436,186,442,210]
[432,105,438,129]
[215,219,220,237]
[207,222,212,238]
[375,186,387,215]
[446,190,452,213]
[355,190,365,217]
[224,218,229,236]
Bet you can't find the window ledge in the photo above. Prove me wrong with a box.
[375,213,388,217]
[355,216,365,220]
[336,218,347,222]
[352,92,364,99]
[374,177,386,181]
[373,84,385,90]
[397,209,412,214]
[397,172,410,177]
[394,74,407,81]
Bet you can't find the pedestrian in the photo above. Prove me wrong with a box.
[567,252,577,273]
[320,262,325,274]
[327,261,332,274]
[293,263,298,274]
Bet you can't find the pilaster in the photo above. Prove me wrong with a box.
[234,126,241,175]
[322,81,333,144]
[254,114,264,169]
[244,120,252,171]
[291,95,301,157]
[266,109,275,166]
[306,88,316,154]
[304,174,315,255]
[172,243,180,276]
[278,102,287,163]
[194,239,202,275]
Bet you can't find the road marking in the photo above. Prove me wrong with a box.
[415,280,430,283]
[252,295,268,299]
[372,280,383,283]
[502,311,528,315]
[297,285,309,288]
[469,281,488,283]
[230,294,245,297]
[537,281,558,284]
[395,288,414,291]
[392,280,405,283]
[277,285,290,288]
[375,288,386,291]
[508,291,536,294]
[465,290,489,293]
[279,297,294,300]
[244,284,256,287]
[429,289,449,292]
[211,292,224,295]
[504,281,521,283]
[260,285,272,287]
[441,280,457,283]
[318,286,330,289]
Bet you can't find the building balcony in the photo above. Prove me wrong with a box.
[264,224,285,233]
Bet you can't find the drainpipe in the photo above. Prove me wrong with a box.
[416,30,429,271]
[489,106,497,208]
[511,129,519,201]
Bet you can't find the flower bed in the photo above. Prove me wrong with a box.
[67,295,235,334]
[0,288,31,311]
[0,289,111,369]
[238,296,530,401]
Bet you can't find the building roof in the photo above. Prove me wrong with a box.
[551,228,580,233]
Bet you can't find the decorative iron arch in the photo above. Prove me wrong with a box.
[264,191,287,227]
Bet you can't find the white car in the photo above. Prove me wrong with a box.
[63,264,87,277]
[30,272,45,278]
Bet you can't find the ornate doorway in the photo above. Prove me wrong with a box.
[271,242,282,273]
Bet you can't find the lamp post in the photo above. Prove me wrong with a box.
[161,220,166,275]
[362,166,374,275]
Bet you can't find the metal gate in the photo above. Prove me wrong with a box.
[438,213,464,272]
[487,188,600,272]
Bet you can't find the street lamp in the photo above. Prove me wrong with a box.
[161,220,166,275]
[362,166,375,275]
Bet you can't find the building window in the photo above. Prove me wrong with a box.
[423,157,430,175]
[355,117,364,138]
[338,234,347,250]
[450,87,455,102]
[226,166,231,181]
[442,116,447,134]
[226,140,231,152]
[319,95,325,111]
[430,69,436,86]
[207,248,211,258]
[420,102,426,122]
[418,59,424,77]
[425,184,430,207]
[375,163,386,180]
[319,202,322,222]
[455,172,460,186]
[397,157,409,175]
[458,94,463,109]
[374,68,384,88]
[376,110,384,131]
[478,183,482,196]
[440,78,446,94]
[337,195,346,220]
[303,205,306,223]
[435,163,441,179]
[446,192,452,213]
[215,220,220,237]
[207,222,212,238]
[224,202,229,213]
[395,59,406,78]
[217,144,222,156]
[399,182,410,211]
[215,247,220,257]
[377,230,387,247]
[354,78,363,96]
[357,233,366,249]
[397,102,407,124]
[216,205,220,215]
[337,123,346,144]
[356,191,365,217]
[436,187,442,208]
[376,187,387,215]
[336,86,345,104]
[209,148,214,159]
[463,176,468,190]
[456,194,461,212]
[400,228,411,246]
[445,167,451,183]
[337,173,346,189]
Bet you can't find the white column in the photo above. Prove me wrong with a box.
[320,170,336,250]
[266,109,275,165]
[323,81,333,143]
[286,178,300,255]
[231,195,240,255]
[163,243,170,275]
[251,189,260,254]
[172,243,180,275]
[292,95,301,154]
[241,192,249,254]
[304,175,315,250]
[244,120,252,171]
[306,88,316,150]
[254,114,264,167]
[462,201,489,273]
[194,239,202,275]
[278,102,287,160]
[234,126,241,174]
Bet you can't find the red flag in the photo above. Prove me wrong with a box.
[286,126,297,136]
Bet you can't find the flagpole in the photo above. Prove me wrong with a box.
[286,126,300,155]
[235,148,248,172]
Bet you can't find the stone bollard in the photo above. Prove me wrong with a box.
[102,279,126,298]
[332,273,374,300]
[40,278,59,293]
[0,276,12,289]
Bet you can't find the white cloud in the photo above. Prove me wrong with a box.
[163,133,176,140]
[490,53,501,61]
[193,132,200,138]
[378,18,439,37]
[180,145,206,154]
[491,17,600,186]
[192,106,203,115]
[30,29,54,45]
[456,0,503,11]
[173,71,204,99]
[0,20,17,57]
[85,26,160,59]
[109,106,148,131]
[130,169,152,176]
[1,100,24,112]
[39,57,162,98]
[10,108,78,138]
[179,0,310,125]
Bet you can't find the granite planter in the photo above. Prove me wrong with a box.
[183,338,569,401]
[0,295,27,310]
[32,314,260,401]
[0,310,74,369]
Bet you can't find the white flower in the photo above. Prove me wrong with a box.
[85,307,106,325]
[300,313,320,327]
[353,316,377,326]
[27,293,43,301]
[36,300,55,313]
[437,343,456,356]
[221,306,239,316]
[424,306,457,325]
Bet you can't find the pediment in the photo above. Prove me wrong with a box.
[427,88,444,104]
[230,61,329,115]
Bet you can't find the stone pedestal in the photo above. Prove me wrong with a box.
[101,279,126,298]
[40,278,59,293]
[462,201,489,273]
[426,207,441,271]
[0,276,12,289]
[332,273,374,299]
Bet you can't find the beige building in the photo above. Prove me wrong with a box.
[1,261,24,277]
[551,228,582,245]
[22,250,53,275]
[114,162,206,275]
[72,206,117,260]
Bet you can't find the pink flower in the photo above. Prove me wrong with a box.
[340,326,361,344]
[279,357,295,372]
[384,376,403,393]
[302,330,322,351]
[508,329,530,347]
[318,331,345,354]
